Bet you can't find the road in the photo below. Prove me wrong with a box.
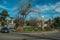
[0,31,60,40]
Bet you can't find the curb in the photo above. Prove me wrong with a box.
[19,30,59,35]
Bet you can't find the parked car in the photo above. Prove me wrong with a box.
[1,27,10,33]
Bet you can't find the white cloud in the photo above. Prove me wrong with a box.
[0,5,12,10]
[0,5,18,11]
[56,2,60,6]
[55,8,60,12]
[41,5,51,11]
[55,2,60,12]
[35,2,60,12]
[35,5,51,12]
[12,7,17,10]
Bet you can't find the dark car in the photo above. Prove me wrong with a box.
[1,27,10,33]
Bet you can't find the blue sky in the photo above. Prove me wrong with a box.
[0,0,60,21]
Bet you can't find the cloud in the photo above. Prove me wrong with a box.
[56,2,60,6]
[0,5,12,10]
[35,2,60,13]
[55,8,60,12]
[55,2,60,12]
[35,5,51,12]
[12,7,17,10]
[41,5,51,11]
[33,2,60,21]
[0,5,17,11]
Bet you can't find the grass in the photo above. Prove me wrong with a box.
[23,27,53,32]
[23,27,33,31]
[44,27,53,31]
[14,26,55,32]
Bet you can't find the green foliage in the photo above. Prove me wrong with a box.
[38,27,43,31]
[23,27,39,32]
[1,10,9,17]
[0,10,9,20]
[45,27,52,31]
[33,27,39,31]
[23,27,33,31]
[18,27,53,32]
[0,10,9,26]
[53,17,60,28]
[1,21,7,26]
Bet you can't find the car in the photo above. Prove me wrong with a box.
[1,27,10,33]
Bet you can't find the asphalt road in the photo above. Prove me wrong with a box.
[0,31,60,40]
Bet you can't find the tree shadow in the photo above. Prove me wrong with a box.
[21,34,59,40]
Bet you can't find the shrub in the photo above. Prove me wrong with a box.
[38,27,43,31]
[44,27,52,31]
[16,27,23,31]
[33,27,38,31]
[23,27,33,31]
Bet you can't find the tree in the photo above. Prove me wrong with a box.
[15,0,32,27]
[1,10,9,20]
[29,18,39,28]
[53,17,60,28]
[15,0,40,28]
[1,10,9,17]
[20,3,32,26]
[48,19,52,27]
[1,10,9,26]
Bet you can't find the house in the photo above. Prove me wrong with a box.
[44,20,52,27]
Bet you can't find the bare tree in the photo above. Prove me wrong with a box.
[15,0,40,28]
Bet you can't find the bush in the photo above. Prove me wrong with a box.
[23,27,33,31]
[33,27,38,31]
[16,27,23,31]
[45,27,52,31]
[38,27,43,31]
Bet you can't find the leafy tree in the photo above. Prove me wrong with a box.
[53,17,60,28]
[1,10,9,20]
[1,10,9,16]
[1,10,9,26]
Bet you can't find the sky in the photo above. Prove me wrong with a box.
[0,0,60,21]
